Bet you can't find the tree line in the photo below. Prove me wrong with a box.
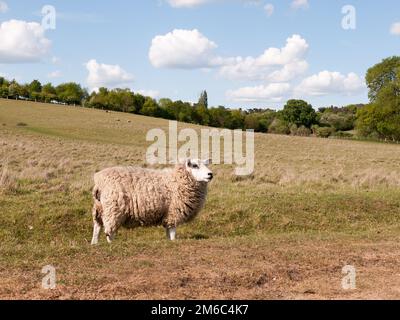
[0,78,87,105]
[0,77,360,137]
[1,56,398,141]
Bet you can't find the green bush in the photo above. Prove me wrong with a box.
[289,124,298,135]
[313,126,335,138]
[296,125,311,137]
[331,131,353,138]
[290,124,311,136]
[268,118,289,135]
[319,112,355,131]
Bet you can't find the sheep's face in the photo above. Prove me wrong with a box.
[185,159,213,183]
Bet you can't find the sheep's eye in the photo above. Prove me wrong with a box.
[192,164,199,169]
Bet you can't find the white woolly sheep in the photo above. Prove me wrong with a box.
[91,159,213,244]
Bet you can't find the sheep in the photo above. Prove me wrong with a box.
[90,159,213,244]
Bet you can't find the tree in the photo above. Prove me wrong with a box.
[8,81,22,99]
[357,83,400,141]
[194,104,210,125]
[107,88,133,112]
[192,90,209,125]
[244,109,277,132]
[29,80,42,101]
[281,99,317,128]
[365,56,400,102]
[244,113,261,131]
[19,84,29,98]
[0,85,9,98]
[228,109,245,129]
[56,82,86,105]
[141,97,161,117]
[357,56,400,141]
[41,83,57,102]
[29,80,42,93]
[119,89,134,113]
[258,110,277,132]
[158,98,175,119]
[197,90,208,109]
[131,93,146,114]
[208,106,231,128]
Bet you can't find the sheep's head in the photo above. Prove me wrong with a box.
[185,159,213,183]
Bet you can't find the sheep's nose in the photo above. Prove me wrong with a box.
[208,172,213,179]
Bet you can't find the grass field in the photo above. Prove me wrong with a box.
[1,98,400,299]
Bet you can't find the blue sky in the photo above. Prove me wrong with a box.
[0,0,399,109]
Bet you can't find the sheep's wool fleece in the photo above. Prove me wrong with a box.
[93,165,208,230]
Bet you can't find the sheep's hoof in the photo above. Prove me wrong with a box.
[166,227,177,241]
[106,234,114,244]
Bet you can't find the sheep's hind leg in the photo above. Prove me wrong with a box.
[166,227,176,241]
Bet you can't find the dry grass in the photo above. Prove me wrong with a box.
[0,164,18,194]
[0,99,400,299]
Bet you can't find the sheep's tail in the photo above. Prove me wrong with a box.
[92,186,103,225]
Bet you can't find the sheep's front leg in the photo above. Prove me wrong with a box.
[91,221,102,245]
[166,227,176,241]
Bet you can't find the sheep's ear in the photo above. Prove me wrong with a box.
[203,159,212,165]
[186,159,192,167]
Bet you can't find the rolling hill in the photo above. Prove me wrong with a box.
[1,99,400,299]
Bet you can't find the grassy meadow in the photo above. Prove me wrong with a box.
[1,98,400,299]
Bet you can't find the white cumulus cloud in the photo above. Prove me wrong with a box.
[0,1,8,13]
[227,83,291,103]
[291,0,309,10]
[219,34,309,82]
[0,19,51,63]
[295,71,365,96]
[149,30,308,82]
[267,60,309,82]
[149,29,220,69]
[390,22,400,36]
[85,59,134,91]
